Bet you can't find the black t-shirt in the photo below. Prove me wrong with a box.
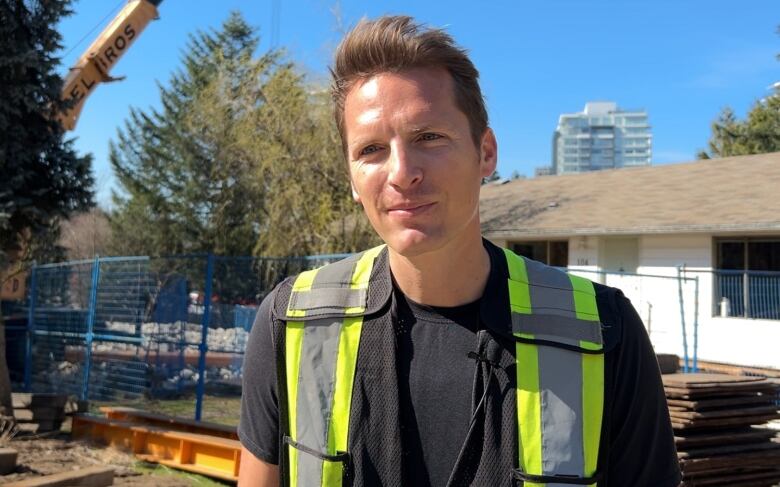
[238,243,682,487]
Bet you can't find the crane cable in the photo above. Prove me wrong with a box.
[61,0,127,61]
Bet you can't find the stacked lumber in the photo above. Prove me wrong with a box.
[11,393,68,433]
[663,373,780,486]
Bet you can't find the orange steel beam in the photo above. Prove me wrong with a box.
[72,415,240,482]
[99,406,238,440]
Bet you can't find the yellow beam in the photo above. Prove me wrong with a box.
[72,415,239,483]
[98,406,238,440]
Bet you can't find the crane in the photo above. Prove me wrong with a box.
[59,0,163,131]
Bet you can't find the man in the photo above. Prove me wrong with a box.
[238,16,681,487]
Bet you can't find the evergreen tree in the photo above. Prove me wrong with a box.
[0,0,94,417]
[109,11,377,258]
[698,96,780,159]
[109,12,268,256]
[698,27,780,159]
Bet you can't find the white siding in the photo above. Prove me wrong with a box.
[697,317,780,369]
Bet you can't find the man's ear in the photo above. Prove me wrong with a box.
[350,179,361,203]
[479,127,498,178]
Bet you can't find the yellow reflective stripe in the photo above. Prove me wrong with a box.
[573,273,602,483]
[508,281,532,314]
[503,248,529,283]
[568,274,599,321]
[287,268,320,318]
[350,245,385,290]
[504,249,532,314]
[581,346,604,483]
[323,315,364,486]
[320,458,344,486]
[516,341,543,485]
[285,321,305,487]
[344,246,384,314]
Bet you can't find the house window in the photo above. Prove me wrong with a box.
[715,238,780,319]
[512,241,568,267]
[717,239,780,271]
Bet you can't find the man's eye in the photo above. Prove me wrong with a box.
[419,133,442,141]
[360,145,381,155]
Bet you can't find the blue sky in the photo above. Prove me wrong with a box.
[57,0,779,207]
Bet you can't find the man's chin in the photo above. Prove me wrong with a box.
[383,229,443,259]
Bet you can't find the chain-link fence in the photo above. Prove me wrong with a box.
[15,255,707,422]
[18,253,348,421]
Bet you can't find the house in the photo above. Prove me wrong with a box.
[480,152,780,369]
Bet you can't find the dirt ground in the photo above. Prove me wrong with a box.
[0,395,240,486]
[2,431,230,486]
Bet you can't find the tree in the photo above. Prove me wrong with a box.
[236,76,377,256]
[697,96,780,159]
[109,12,268,257]
[698,27,780,159]
[109,12,377,258]
[59,208,111,260]
[0,0,94,417]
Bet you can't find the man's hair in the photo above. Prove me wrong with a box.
[331,16,488,158]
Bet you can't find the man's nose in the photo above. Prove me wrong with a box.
[387,141,423,189]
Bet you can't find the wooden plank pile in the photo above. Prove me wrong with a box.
[663,373,780,486]
[11,393,68,434]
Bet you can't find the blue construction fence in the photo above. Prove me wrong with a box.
[8,253,348,420]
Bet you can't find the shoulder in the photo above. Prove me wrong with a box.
[592,282,629,353]
[268,246,391,322]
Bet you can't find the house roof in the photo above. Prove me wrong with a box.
[479,152,780,239]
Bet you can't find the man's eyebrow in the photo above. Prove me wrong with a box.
[408,123,450,134]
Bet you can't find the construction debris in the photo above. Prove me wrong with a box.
[12,393,68,434]
[664,373,780,486]
[0,447,18,475]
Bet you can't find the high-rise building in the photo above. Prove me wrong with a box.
[552,102,651,174]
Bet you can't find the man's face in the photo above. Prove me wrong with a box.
[344,67,497,258]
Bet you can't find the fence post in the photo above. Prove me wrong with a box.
[24,262,37,392]
[81,256,101,401]
[742,271,750,318]
[693,276,699,373]
[676,266,689,373]
[195,253,214,421]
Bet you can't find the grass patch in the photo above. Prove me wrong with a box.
[90,395,241,426]
[134,461,233,486]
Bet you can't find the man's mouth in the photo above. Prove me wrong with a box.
[387,202,436,216]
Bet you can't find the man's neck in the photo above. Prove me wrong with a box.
[388,234,491,307]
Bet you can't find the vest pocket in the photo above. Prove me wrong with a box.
[283,436,352,486]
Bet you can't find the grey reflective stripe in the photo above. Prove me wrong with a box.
[525,258,578,318]
[288,288,367,312]
[288,253,368,316]
[525,256,587,479]
[512,313,603,345]
[538,345,585,480]
[295,317,343,485]
[311,256,358,289]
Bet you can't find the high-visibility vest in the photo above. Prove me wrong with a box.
[280,245,605,486]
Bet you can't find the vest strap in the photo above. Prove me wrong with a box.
[284,246,383,487]
[512,468,603,485]
[504,248,604,486]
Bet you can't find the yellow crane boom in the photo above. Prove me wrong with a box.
[59,0,162,130]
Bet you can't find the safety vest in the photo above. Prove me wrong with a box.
[277,245,605,486]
